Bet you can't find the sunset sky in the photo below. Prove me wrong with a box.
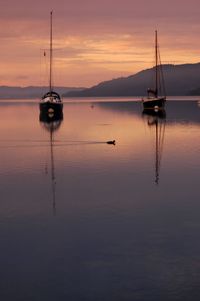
[1,0,200,87]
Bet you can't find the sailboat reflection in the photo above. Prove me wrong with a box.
[142,109,166,185]
[39,110,63,214]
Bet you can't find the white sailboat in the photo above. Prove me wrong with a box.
[142,30,166,111]
[40,11,63,115]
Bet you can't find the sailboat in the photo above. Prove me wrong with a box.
[143,110,166,184]
[40,11,63,116]
[142,30,166,111]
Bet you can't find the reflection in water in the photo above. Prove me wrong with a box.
[0,100,199,301]
[142,109,166,184]
[39,110,63,215]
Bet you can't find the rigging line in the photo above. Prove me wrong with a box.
[156,42,162,95]
[45,51,49,89]
[40,48,49,91]
[158,48,166,97]
[155,30,158,97]
[39,49,42,88]
[49,11,53,92]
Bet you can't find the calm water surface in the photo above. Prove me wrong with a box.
[0,99,199,301]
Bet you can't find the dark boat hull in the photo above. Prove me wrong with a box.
[40,102,63,123]
[40,102,63,114]
[142,97,166,110]
[39,108,63,123]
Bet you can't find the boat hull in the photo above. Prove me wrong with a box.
[40,102,63,122]
[40,101,63,114]
[39,108,63,124]
[142,97,166,110]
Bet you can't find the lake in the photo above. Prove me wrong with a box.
[0,98,199,301]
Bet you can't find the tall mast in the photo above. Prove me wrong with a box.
[155,30,158,98]
[49,11,53,93]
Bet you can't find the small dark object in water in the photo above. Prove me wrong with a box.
[107,140,115,145]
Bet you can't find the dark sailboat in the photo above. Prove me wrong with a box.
[142,30,166,111]
[143,110,166,184]
[40,11,63,115]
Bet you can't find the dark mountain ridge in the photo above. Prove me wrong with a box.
[64,63,200,97]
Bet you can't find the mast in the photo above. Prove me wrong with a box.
[49,11,53,93]
[155,30,158,98]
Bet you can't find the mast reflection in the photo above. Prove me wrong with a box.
[39,110,63,215]
[142,109,166,185]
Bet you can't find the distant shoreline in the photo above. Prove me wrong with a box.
[0,96,199,102]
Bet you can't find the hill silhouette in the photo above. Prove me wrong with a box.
[64,63,200,97]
